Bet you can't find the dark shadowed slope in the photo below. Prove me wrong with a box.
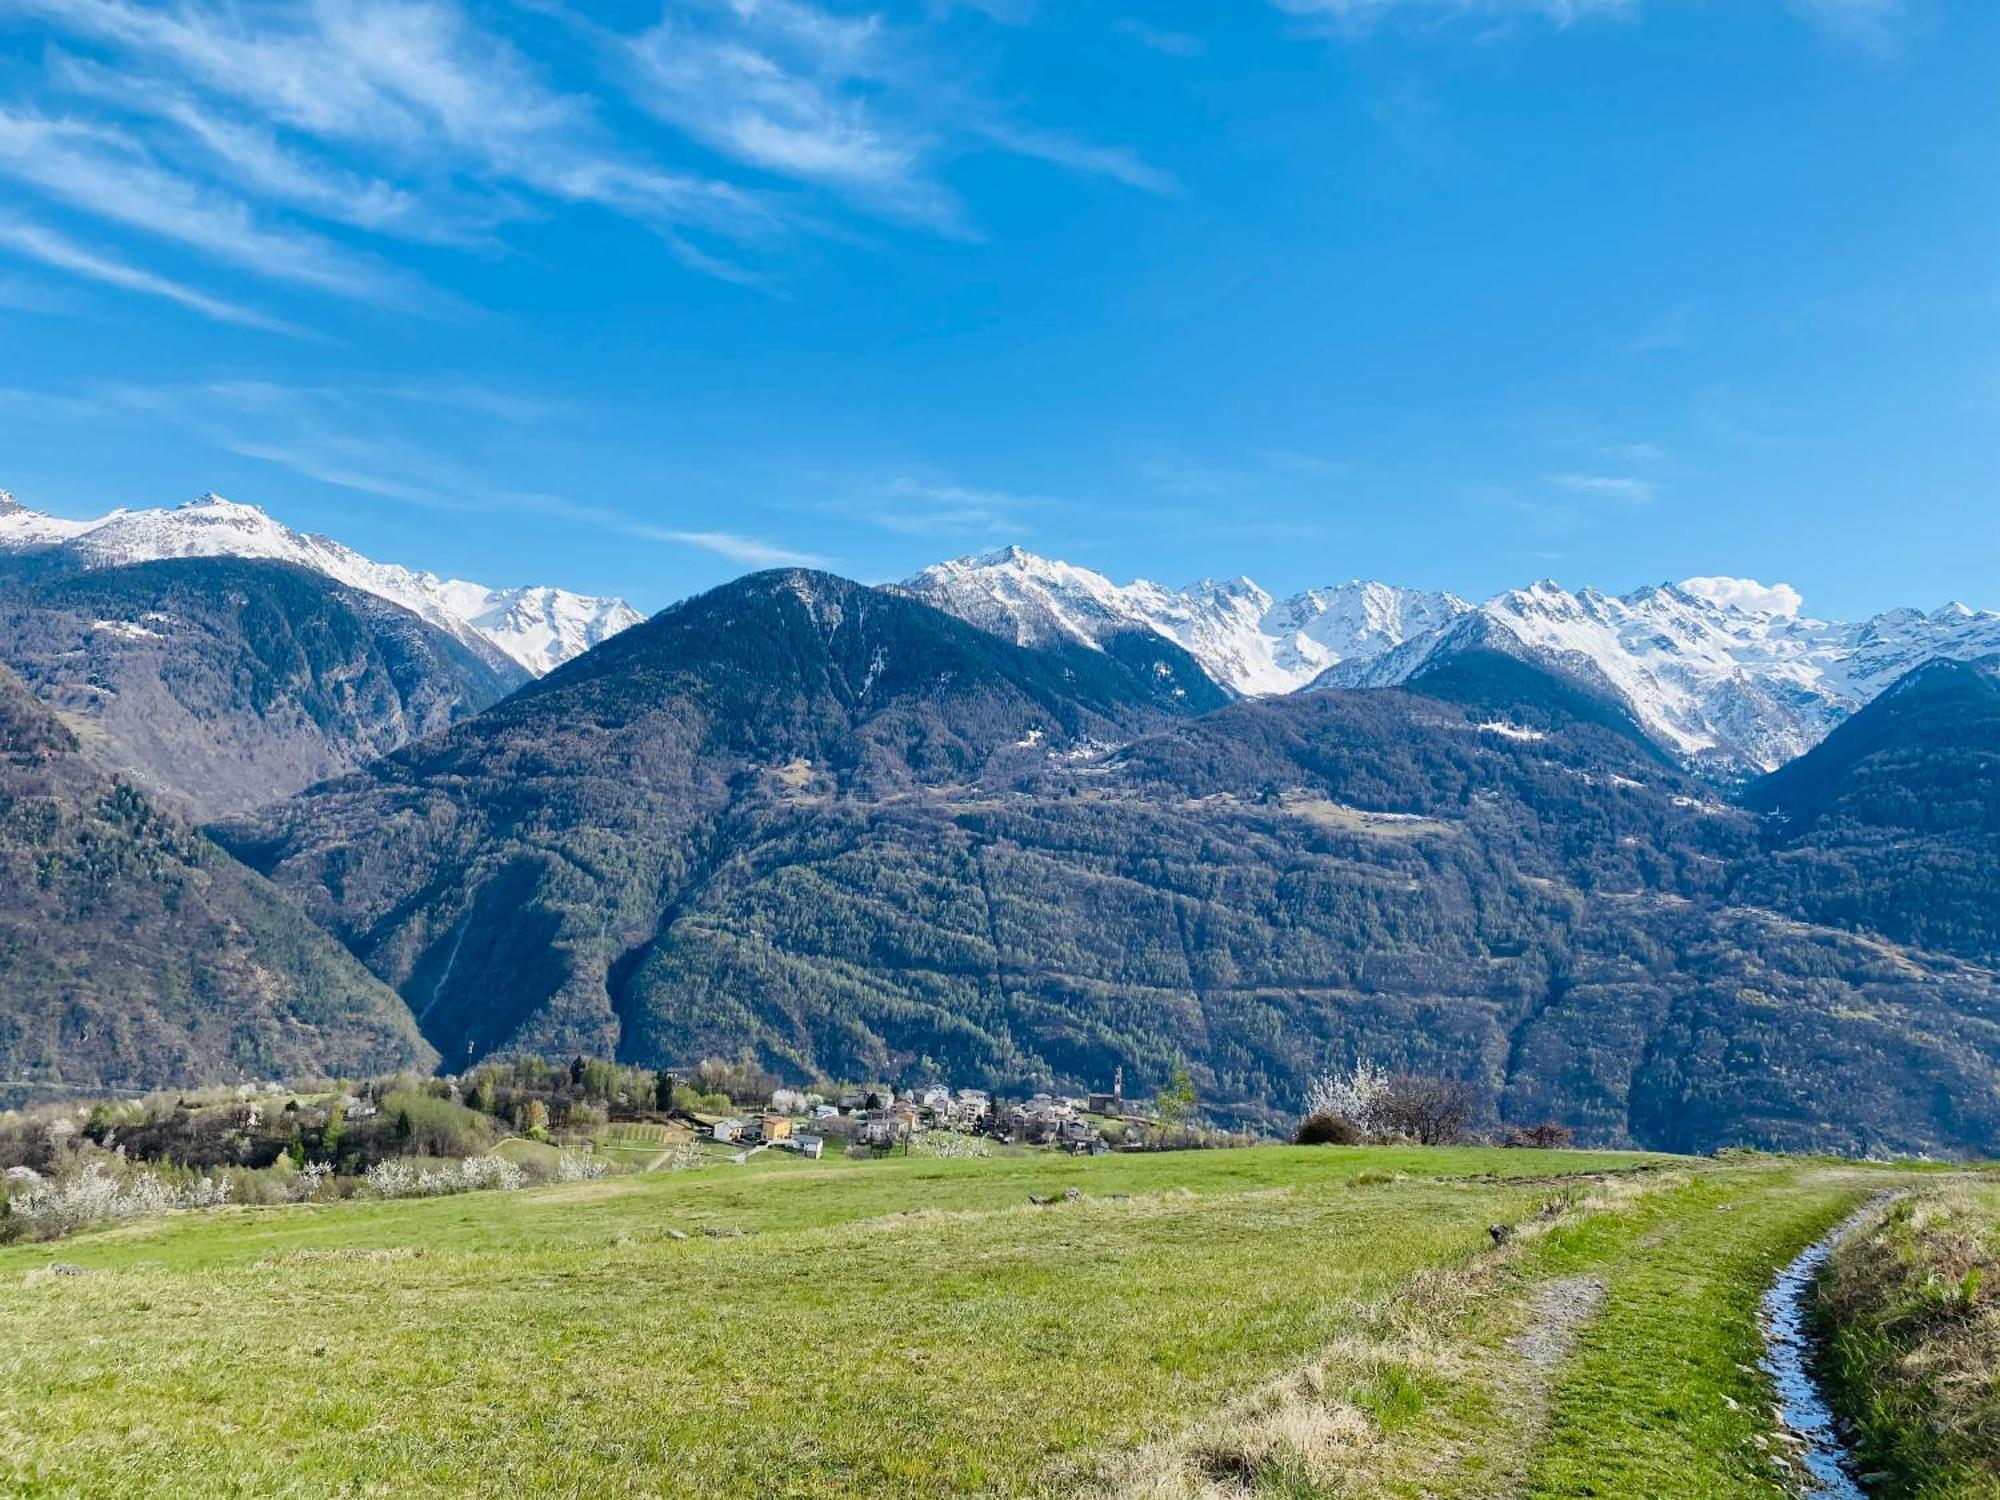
[0,557,526,819]
[1739,655,2000,967]
[0,664,434,1095]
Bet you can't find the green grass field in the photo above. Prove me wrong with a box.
[0,1146,1939,1498]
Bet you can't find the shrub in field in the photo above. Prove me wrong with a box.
[1295,1113,1362,1146]
[1504,1121,1575,1149]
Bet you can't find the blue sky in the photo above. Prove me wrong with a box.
[0,0,1992,618]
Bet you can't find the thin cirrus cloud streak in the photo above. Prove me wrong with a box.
[1115,18,1207,57]
[629,527,833,569]
[1270,0,1908,46]
[0,216,301,332]
[1269,0,1635,29]
[0,109,411,303]
[83,377,832,570]
[1547,472,1656,504]
[849,477,1040,538]
[46,53,487,245]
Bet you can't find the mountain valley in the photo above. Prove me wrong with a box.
[2,494,1998,1155]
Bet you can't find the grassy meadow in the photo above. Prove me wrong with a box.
[0,1145,1940,1498]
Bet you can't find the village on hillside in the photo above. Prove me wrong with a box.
[694,1070,1164,1164]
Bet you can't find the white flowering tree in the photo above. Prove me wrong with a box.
[1303,1059,1393,1136]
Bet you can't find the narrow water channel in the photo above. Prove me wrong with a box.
[1759,1206,1883,1499]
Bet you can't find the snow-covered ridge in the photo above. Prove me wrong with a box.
[0,492,643,675]
[905,548,2000,771]
[905,545,1471,697]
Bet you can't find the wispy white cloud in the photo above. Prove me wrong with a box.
[613,0,1175,224]
[856,477,1041,537]
[48,53,490,244]
[623,7,959,228]
[1547,471,1655,503]
[1115,18,1206,56]
[1679,575,1805,616]
[1275,0,1911,47]
[1628,299,1696,353]
[0,217,300,331]
[1597,439,1667,463]
[1783,0,1909,53]
[631,526,832,568]
[2,0,1176,319]
[11,0,777,292]
[974,121,1180,196]
[1271,0,1636,33]
[0,109,409,301]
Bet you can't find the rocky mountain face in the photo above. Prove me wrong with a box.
[906,548,2000,773]
[0,491,643,675]
[0,662,435,1096]
[0,556,526,819]
[214,570,2000,1156]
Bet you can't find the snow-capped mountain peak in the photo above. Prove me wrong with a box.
[0,489,642,676]
[907,546,2000,772]
[903,548,1471,697]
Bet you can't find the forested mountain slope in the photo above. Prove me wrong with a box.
[217,570,1225,1068]
[0,557,525,819]
[1738,655,2000,967]
[0,665,435,1095]
[216,571,2000,1156]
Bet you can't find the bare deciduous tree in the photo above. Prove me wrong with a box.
[1376,1075,1480,1146]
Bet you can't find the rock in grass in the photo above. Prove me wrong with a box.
[1488,1224,1514,1247]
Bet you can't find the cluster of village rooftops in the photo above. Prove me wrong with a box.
[706,1079,1148,1160]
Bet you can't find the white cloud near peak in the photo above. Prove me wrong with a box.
[1679,576,1806,616]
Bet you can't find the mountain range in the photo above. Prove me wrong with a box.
[5,489,1992,778]
[903,547,2000,773]
[0,490,642,677]
[206,569,2000,1156]
[5,489,2000,1155]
